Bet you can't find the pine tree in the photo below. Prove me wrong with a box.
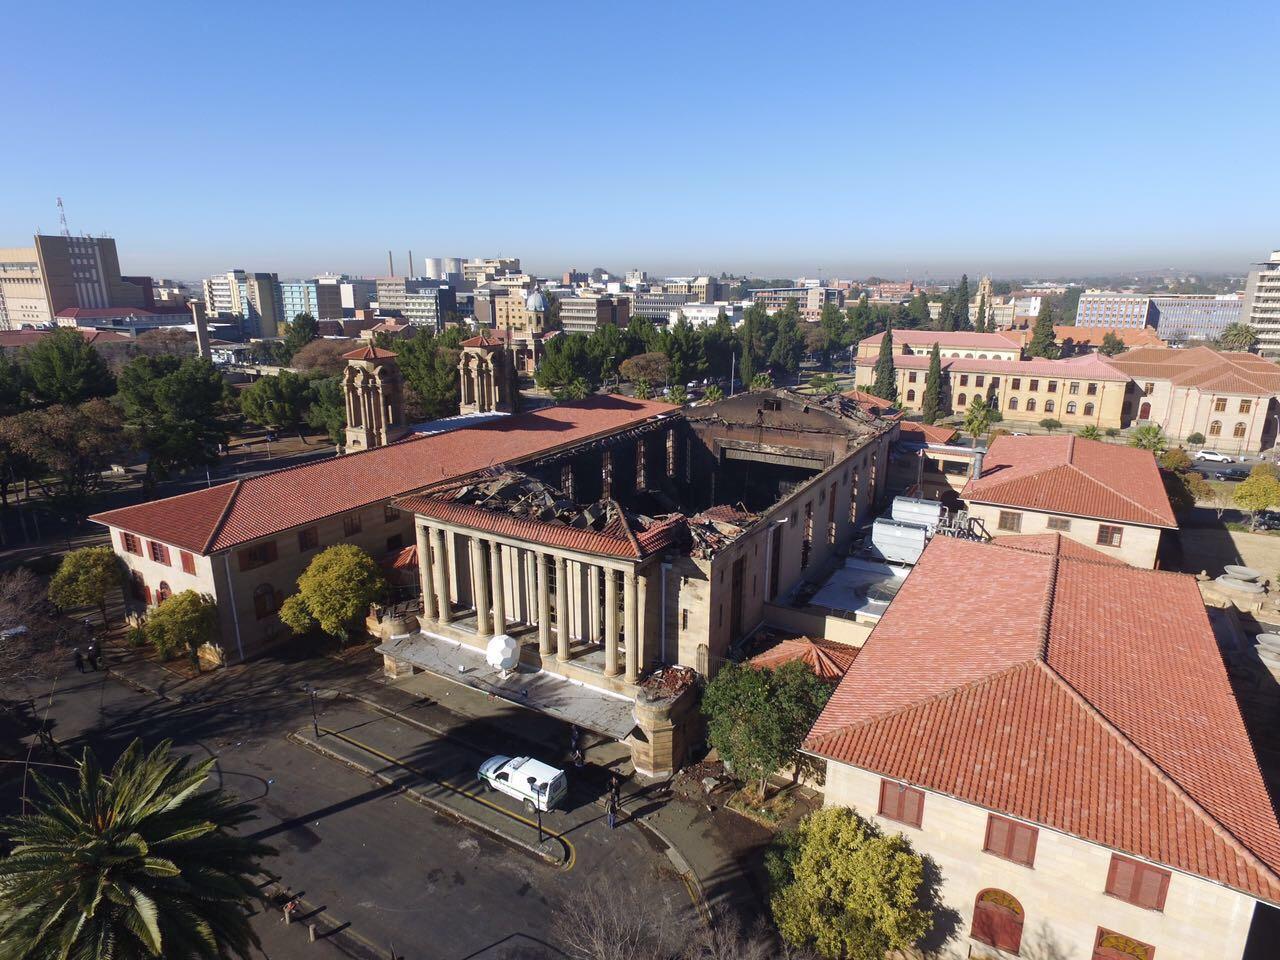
[1028,300,1059,358]
[935,290,955,332]
[953,274,970,330]
[870,324,898,404]
[973,293,987,333]
[921,343,942,424]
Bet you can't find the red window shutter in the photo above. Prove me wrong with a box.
[143,583,152,604]
[160,544,171,565]
[265,540,278,563]
[1136,864,1169,910]
[119,531,129,552]
[985,815,1010,856]
[906,787,924,827]
[238,549,253,572]
[878,780,900,820]
[180,551,196,575]
[1010,823,1038,867]
[1106,855,1135,900]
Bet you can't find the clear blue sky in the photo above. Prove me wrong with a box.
[3,1,1276,281]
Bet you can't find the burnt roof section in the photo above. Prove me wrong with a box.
[685,388,895,434]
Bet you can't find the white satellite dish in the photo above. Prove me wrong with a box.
[486,634,520,676]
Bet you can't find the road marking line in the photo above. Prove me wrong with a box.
[318,726,577,871]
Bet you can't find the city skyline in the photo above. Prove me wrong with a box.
[3,1,1277,279]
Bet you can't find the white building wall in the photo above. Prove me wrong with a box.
[823,762,1259,960]
[964,502,1163,569]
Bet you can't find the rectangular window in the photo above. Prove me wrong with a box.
[1214,397,1227,412]
[121,531,142,555]
[1087,382,1098,396]
[148,541,170,565]
[298,527,319,552]
[1105,854,1170,911]
[877,779,924,828]
[237,540,278,571]
[385,533,404,554]
[1047,517,1071,531]
[1011,378,1021,390]
[908,371,917,383]
[344,512,363,536]
[1069,382,1080,395]
[975,375,985,387]
[1144,382,1154,395]
[1029,379,1039,391]
[998,511,1023,532]
[1097,525,1124,548]
[384,503,398,523]
[180,551,196,575]
[1240,399,1253,414]
[681,609,689,630]
[959,374,969,387]
[1047,381,1058,392]
[984,814,1038,867]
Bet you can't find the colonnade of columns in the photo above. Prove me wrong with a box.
[414,522,642,684]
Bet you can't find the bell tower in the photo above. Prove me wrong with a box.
[342,346,409,452]
[457,334,516,415]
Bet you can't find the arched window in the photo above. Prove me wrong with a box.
[1234,422,1247,439]
[906,389,916,402]
[951,352,960,358]
[964,353,974,358]
[1045,400,1055,413]
[254,584,279,620]
[971,889,1024,955]
[1009,397,1018,411]
[978,353,988,359]
[1083,402,1095,416]
[1139,400,1151,420]
[1066,401,1077,414]
[1026,398,1036,412]
[156,581,172,604]
[1209,420,1222,437]
[957,393,967,407]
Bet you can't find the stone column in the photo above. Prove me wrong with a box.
[536,553,552,654]
[470,537,491,638]
[524,550,537,625]
[623,571,639,683]
[604,568,620,677]
[589,565,602,644]
[431,527,452,623]
[488,540,506,632]
[555,554,570,662]
[417,523,437,621]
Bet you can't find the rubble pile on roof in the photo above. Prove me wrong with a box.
[640,665,698,699]
[683,503,757,558]
[442,469,624,533]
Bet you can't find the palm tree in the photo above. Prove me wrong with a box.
[1130,424,1169,454]
[0,739,272,960]
[1219,322,1259,352]
[702,384,724,403]
[1077,425,1103,441]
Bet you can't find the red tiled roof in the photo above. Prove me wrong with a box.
[990,532,1127,565]
[0,328,132,349]
[855,353,1130,381]
[859,330,1023,351]
[749,636,858,680]
[961,434,1176,528]
[460,332,510,348]
[1109,346,1280,396]
[91,395,678,553]
[898,421,958,444]
[806,537,1280,903]
[341,346,397,360]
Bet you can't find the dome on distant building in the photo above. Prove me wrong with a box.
[526,288,548,312]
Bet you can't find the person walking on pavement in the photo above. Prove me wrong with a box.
[73,649,85,673]
[85,643,98,671]
[605,790,618,830]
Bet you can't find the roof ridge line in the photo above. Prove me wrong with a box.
[1064,457,1171,526]
[203,479,242,554]
[1037,552,1059,660]
[605,498,644,558]
[1036,658,1280,891]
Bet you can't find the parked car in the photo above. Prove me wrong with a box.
[1254,512,1280,530]
[1215,467,1250,481]
[478,755,568,812]
[1195,450,1234,463]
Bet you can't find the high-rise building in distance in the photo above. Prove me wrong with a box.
[1244,250,1280,359]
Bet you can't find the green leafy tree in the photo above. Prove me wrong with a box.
[1098,331,1126,356]
[396,330,461,421]
[240,370,310,434]
[279,544,386,646]
[1129,424,1169,454]
[702,384,724,403]
[48,545,123,624]
[536,334,599,398]
[768,313,805,378]
[665,384,688,406]
[702,661,833,799]
[1186,431,1206,446]
[664,316,706,384]
[973,292,987,333]
[289,338,351,376]
[0,351,27,414]
[906,290,930,328]
[750,371,774,391]
[282,312,319,359]
[304,375,345,443]
[118,355,229,491]
[846,293,874,344]
[21,328,115,405]
[1158,447,1213,513]
[619,352,671,386]
[816,302,847,367]
[634,378,652,400]
[952,274,970,330]
[962,394,992,441]
[1039,418,1063,432]
[0,738,272,960]
[1233,469,1280,527]
[808,373,838,394]
[145,590,218,667]
[769,807,933,960]
[869,325,897,403]
[1078,425,1102,440]
[1027,301,1059,358]
[921,343,942,424]
[1219,322,1259,352]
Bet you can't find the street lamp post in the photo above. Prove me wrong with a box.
[307,686,319,739]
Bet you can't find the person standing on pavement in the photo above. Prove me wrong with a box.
[605,791,618,830]
[73,649,85,673]
[85,642,98,671]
